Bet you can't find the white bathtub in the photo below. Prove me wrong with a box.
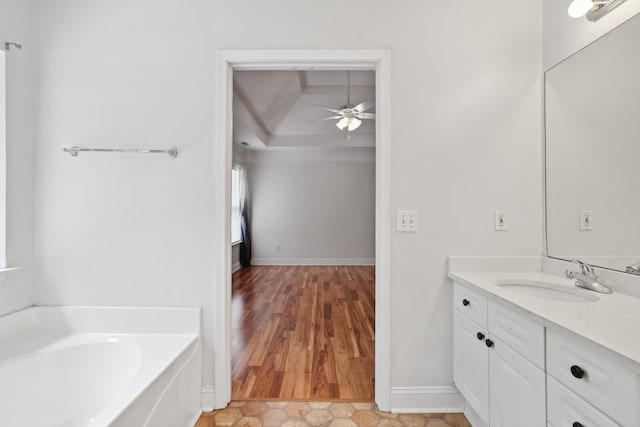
[0,306,202,427]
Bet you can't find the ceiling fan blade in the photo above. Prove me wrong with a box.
[312,115,342,122]
[352,99,375,113]
[354,112,376,120]
[315,104,343,114]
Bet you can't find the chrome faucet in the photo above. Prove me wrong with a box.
[564,259,612,294]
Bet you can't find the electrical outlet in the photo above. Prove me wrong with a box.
[494,211,507,231]
[579,210,593,231]
[397,210,418,232]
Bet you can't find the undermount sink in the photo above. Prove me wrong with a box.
[495,279,600,303]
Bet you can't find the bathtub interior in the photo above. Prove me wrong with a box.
[1,336,142,427]
[0,306,202,427]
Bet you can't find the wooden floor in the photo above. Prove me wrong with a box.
[231,265,375,401]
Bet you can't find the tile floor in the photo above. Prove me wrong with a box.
[195,401,471,427]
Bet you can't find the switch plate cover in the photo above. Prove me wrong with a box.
[495,211,507,231]
[397,210,418,232]
[579,210,593,231]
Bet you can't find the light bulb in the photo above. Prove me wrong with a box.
[347,117,362,131]
[568,0,594,18]
[336,117,349,130]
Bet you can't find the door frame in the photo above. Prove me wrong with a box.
[213,49,392,410]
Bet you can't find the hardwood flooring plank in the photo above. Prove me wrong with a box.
[231,265,375,401]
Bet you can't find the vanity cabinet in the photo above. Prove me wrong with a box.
[453,282,545,427]
[453,279,640,427]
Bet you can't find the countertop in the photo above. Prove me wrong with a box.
[448,271,640,367]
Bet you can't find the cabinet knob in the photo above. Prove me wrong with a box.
[476,332,485,340]
[570,365,585,379]
[572,422,584,427]
[485,339,494,348]
[462,299,470,306]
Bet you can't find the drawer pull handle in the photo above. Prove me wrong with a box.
[462,299,470,306]
[570,365,585,379]
[572,423,584,427]
[477,332,485,340]
[485,339,494,348]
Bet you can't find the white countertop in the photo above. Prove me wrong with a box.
[448,271,640,367]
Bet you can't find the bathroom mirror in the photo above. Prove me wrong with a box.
[545,12,640,273]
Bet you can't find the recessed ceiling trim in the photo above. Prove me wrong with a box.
[302,85,375,96]
[233,93,270,146]
[267,133,375,148]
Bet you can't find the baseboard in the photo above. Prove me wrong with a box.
[389,386,465,413]
[189,410,203,427]
[251,258,375,266]
[464,401,487,427]
[201,386,215,412]
[232,261,241,273]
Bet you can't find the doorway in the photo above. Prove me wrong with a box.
[213,49,391,410]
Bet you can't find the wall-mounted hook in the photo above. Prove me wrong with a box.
[4,42,22,51]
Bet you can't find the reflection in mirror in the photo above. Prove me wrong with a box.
[545,12,640,273]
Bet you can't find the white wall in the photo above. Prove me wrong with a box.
[0,0,35,316]
[246,149,375,265]
[33,0,217,386]
[32,0,543,406]
[543,0,640,69]
[231,244,241,272]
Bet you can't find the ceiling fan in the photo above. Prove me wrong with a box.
[317,71,375,140]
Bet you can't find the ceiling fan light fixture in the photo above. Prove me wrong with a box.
[336,116,362,132]
[347,117,362,131]
[336,117,349,130]
[318,70,375,139]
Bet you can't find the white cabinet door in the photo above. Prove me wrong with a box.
[454,310,489,424]
[489,336,545,427]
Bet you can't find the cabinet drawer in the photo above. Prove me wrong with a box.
[547,328,640,427]
[453,282,487,328]
[488,300,544,369]
[547,375,619,427]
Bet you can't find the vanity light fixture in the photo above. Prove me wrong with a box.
[568,0,628,21]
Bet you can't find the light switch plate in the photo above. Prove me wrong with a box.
[397,210,418,232]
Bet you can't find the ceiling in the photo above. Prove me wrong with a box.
[233,70,376,150]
